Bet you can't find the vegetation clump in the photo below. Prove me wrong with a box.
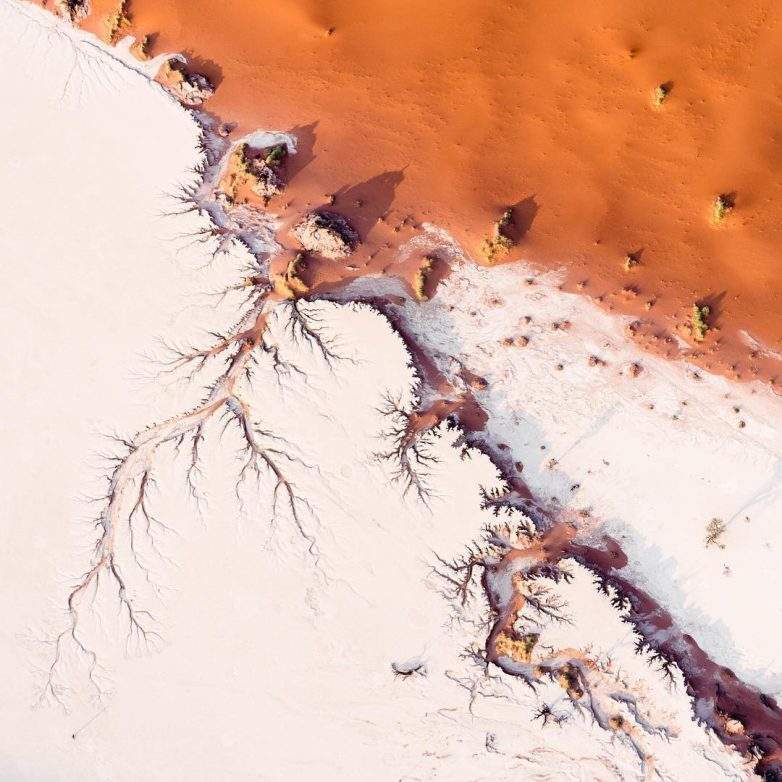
[273,252,310,300]
[686,304,711,342]
[264,144,288,167]
[132,34,151,61]
[495,630,540,663]
[624,253,639,271]
[712,194,734,225]
[412,255,435,302]
[105,0,131,44]
[480,207,515,263]
[223,142,286,204]
[557,663,585,700]
[705,517,727,549]
[652,83,669,107]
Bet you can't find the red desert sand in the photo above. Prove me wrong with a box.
[62,0,782,386]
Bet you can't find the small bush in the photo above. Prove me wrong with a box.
[690,304,710,342]
[495,630,539,663]
[681,304,711,342]
[712,194,734,225]
[412,255,435,302]
[705,517,726,549]
[264,145,288,167]
[273,252,310,300]
[652,84,669,107]
[105,0,131,45]
[480,208,515,263]
[133,35,151,60]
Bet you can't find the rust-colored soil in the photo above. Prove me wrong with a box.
[65,0,782,384]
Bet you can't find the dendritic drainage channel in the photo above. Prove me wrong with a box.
[33,6,782,778]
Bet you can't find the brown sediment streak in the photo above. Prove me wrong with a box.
[369,305,782,775]
[477,451,782,776]
[476,517,782,776]
[52,0,782,390]
[365,295,491,434]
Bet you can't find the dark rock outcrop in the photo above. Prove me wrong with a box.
[54,0,90,23]
[291,211,358,259]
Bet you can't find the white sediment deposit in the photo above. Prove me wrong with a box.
[0,1,777,780]
[348,257,782,698]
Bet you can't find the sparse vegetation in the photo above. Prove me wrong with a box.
[705,517,727,549]
[264,144,288,167]
[480,207,515,263]
[498,207,513,230]
[433,520,678,767]
[652,84,669,107]
[689,304,711,342]
[533,703,569,726]
[132,34,151,61]
[223,142,286,204]
[105,0,131,45]
[222,143,252,200]
[412,255,435,301]
[712,194,734,225]
[273,252,310,300]
[624,253,639,271]
[495,630,539,663]
[159,60,214,106]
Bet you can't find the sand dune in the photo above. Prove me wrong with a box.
[48,0,782,388]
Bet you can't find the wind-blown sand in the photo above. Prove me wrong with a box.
[2,1,781,779]
[49,0,782,388]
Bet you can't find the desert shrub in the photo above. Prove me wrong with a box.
[413,255,435,302]
[690,304,710,341]
[705,517,726,549]
[712,194,734,225]
[480,208,515,263]
[653,84,669,107]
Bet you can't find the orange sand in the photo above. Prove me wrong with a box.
[65,0,782,384]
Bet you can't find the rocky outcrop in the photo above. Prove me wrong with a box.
[161,62,214,107]
[291,211,358,259]
[248,159,284,201]
[219,143,286,205]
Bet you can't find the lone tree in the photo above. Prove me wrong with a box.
[705,517,727,549]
